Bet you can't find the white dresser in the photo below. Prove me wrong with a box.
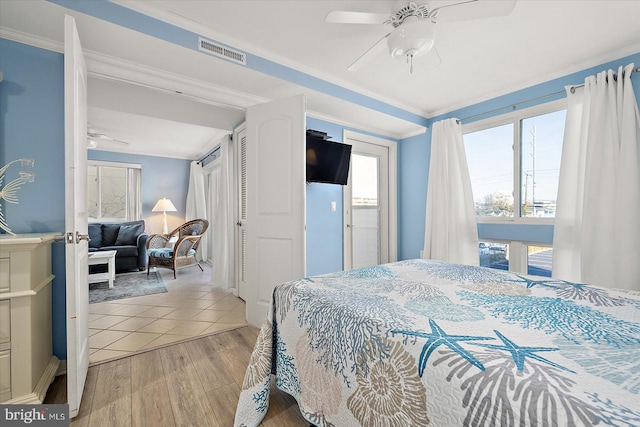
[0,233,60,404]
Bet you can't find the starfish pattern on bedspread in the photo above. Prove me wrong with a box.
[472,330,575,373]
[513,275,565,289]
[392,319,494,376]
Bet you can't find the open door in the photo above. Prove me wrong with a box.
[244,95,306,327]
[64,15,89,418]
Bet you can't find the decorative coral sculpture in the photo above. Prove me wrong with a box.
[0,158,35,235]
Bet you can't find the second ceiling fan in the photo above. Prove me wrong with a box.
[326,0,516,73]
[87,126,130,149]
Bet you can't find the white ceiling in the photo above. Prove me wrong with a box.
[87,106,229,159]
[2,0,640,158]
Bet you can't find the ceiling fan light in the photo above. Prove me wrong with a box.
[387,16,436,60]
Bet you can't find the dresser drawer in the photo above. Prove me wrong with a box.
[0,299,11,344]
[0,258,9,293]
[0,349,10,402]
[0,300,9,345]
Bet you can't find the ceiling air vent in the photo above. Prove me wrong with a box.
[198,37,246,66]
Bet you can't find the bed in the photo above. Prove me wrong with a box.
[234,259,640,426]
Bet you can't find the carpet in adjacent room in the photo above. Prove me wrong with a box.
[89,270,167,304]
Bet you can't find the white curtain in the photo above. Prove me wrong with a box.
[126,167,142,221]
[186,161,208,261]
[423,118,479,265]
[552,63,640,291]
[211,136,234,290]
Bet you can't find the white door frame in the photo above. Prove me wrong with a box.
[64,15,89,419]
[343,130,397,270]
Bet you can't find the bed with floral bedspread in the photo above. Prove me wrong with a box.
[234,259,640,426]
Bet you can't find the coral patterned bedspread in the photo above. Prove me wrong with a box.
[234,259,640,427]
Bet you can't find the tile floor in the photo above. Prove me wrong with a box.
[88,264,247,365]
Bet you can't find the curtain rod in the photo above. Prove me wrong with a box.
[568,66,640,93]
[196,145,220,165]
[457,66,640,124]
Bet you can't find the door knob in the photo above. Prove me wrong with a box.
[75,231,91,244]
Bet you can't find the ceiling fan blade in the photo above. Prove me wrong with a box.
[110,139,130,146]
[326,10,389,25]
[433,0,516,23]
[88,132,130,145]
[348,33,390,71]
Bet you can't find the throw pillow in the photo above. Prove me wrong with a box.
[88,223,102,248]
[114,222,144,246]
[102,223,121,246]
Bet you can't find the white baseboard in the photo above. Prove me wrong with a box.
[56,359,67,376]
[5,356,60,404]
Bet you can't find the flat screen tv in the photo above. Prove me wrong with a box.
[306,136,352,185]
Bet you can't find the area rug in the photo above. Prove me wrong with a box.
[89,270,167,304]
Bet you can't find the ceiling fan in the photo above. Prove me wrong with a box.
[87,126,130,149]
[326,0,516,73]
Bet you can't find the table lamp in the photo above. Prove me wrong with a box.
[152,198,177,234]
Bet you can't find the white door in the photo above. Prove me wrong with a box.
[244,95,306,327]
[235,126,248,301]
[64,15,89,419]
[343,131,397,270]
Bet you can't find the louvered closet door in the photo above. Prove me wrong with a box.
[236,127,248,301]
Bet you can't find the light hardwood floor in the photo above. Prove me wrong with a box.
[45,326,309,426]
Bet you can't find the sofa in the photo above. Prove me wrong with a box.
[88,220,149,273]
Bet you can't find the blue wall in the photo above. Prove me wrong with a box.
[305,117,345,276]
[88,151,191,234]
[0,38,67,358]
[398,52,640,260]
[305,117,401,276]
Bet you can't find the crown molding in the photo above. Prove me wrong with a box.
[0,26,63,53]
[84,51,267,110]
[0,26,268,111]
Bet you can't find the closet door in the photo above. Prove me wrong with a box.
[243,95,306,327]
[235,126,248,301]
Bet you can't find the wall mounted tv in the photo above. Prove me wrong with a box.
[306,134,352,185]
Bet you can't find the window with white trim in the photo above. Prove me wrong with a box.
[465,101,565,277]
[463,101,567,222]
[88,161,142,222]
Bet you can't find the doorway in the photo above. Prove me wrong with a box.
[343,131,397,270]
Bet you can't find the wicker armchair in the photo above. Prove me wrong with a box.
[146,219,209,279]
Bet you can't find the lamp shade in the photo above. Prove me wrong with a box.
[387,16,436,59]
[152,198,177,212]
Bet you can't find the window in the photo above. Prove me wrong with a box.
[479,241,509,270]
[477,241,553,277]
[465,101,564,277]
[88,161,141,222]
[463,101,566,222]
[464,124,514,217]
[527,245,553,277]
